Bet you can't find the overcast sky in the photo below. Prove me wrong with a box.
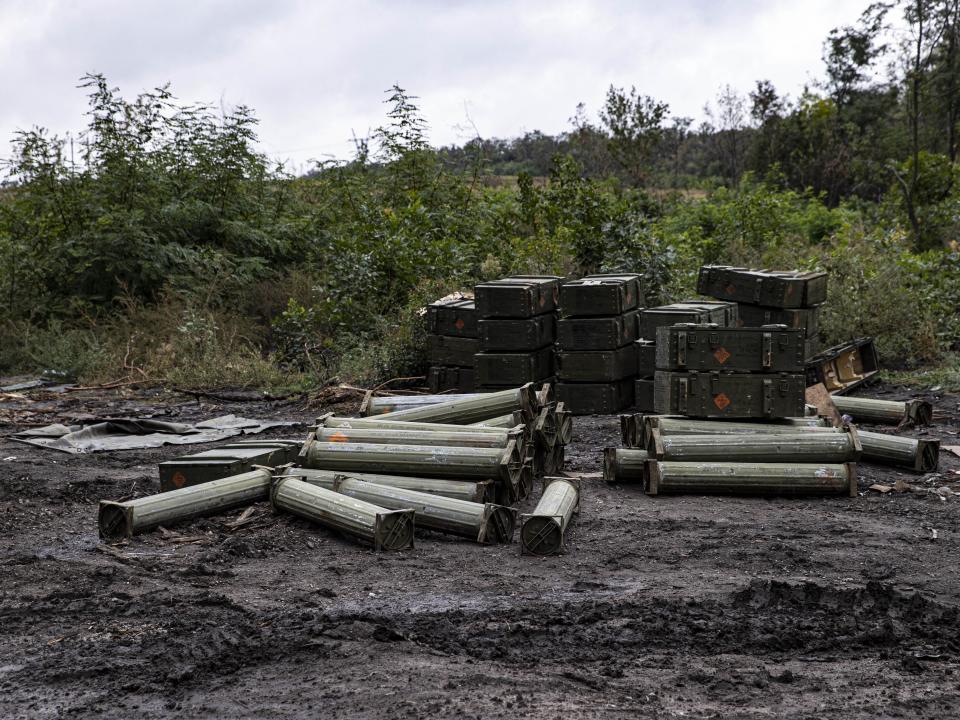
[0,0,872,172]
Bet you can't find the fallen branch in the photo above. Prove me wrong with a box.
[65,378,147,392]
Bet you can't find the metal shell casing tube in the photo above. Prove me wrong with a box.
[331,475,515,543]
[831,396,933,426]
[520,477,580,555]
[648,427,862,463]
[319,415,513,436]
[360,393,476,416]
[469,411,527,429]
[858,430,940,472]
[603,448,649,483]
[98,468,273,541]
[312,426,519,450]
[640,415,833,447]
[378,384,537,424]
[301,439,523,485]
[271,477,414,550]
[645,461,858,497]
[278,467,493,503]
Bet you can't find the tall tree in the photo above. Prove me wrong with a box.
[599,85,669,186]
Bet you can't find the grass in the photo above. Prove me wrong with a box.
[885,353,960,392]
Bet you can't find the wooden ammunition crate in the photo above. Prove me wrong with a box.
[697,265,828,308]
[475,346,554,386]
[805,337,880,394]
[634,376,655,412]
[556,309,640,350]
[426,297,478,338]
[654,370,806,419]
[474,276,561,318]
[559,274,642,317]
[478,315,556,351]
[556,378,635,415]
[428,335,480,367]
[636,339,656,376]
[655,324,805,373]
[158,442,299,492]
[556,345,637,382]
[639,303,725,340]
[428,366,476,393]
[736,303,820,337]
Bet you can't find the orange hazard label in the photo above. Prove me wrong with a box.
[724,283,736,295]
[713,393,731,410]
[329,432,349,443]
[455,318,465,330]
[172,472,187,488]
[539,295,546,307]
[713,347,731,364]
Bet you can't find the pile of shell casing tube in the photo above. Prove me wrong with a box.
[97,382,580,553]
[607,396,940,496]
[288,382,576,550]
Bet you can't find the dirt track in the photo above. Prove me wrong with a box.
[2,384,960,719]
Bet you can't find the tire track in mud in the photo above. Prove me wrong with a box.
[3,577,958,705]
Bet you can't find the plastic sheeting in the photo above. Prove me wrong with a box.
[11,414,302,454]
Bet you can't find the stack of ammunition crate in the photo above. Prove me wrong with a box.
[635,300,737,412]
[653,321,808,420]
[426,295,479,392]
[697,265,827,360]
[473,276,561,391]
[555,274,643,414]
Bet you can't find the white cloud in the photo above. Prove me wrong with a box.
[0,0,872,171]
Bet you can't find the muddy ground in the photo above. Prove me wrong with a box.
[2,382,960,719]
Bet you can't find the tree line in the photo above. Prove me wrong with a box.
[439,0,960,251]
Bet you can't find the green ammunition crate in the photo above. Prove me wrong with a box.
[475,346,554,386]
[560,274,642,317]
[474,276,561,318]
[158,443,299,492]
[634,376,655,412]
[684,299,739,327]
[556,309,640,350]
[736,303,820,337]
[697,265,828,308]
[428,335,480,367]
[639,303,728,340]
[478,315,556,352]
[636,339,656,376]
[655,324,805,373]
[804,336,821,360]
[653,370,806,419]
[428,366,476,393]
[426,297,477,338]
[556,345,637,382]
[556,378,635,415]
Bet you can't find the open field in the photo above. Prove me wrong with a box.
[1,383,959,719]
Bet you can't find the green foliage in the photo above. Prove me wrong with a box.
[3,75,960,389]
[19,320,104,380]
[599,86,669,186]
[0,74,295,319]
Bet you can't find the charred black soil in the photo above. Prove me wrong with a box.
[2,383,960,719]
